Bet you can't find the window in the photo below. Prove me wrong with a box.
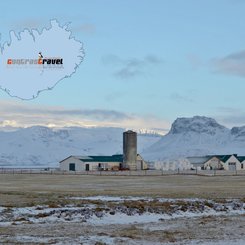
[69,163,75,171]
[242,163,244,169]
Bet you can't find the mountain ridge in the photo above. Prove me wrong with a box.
[143,116,245,160]
[0,126,161,167]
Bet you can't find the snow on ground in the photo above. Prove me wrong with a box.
[1,196,245,244]
[1,196,245,226]
[69,195,216,203]
[186,240,245,245]
[68,195,154,201]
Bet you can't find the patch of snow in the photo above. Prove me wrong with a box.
[69,196,154,201]
[185,240,245,245]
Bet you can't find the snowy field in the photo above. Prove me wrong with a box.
[0,174,245,244]
[1,196,245,244]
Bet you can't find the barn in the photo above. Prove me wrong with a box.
[59,130,148,171]
[59,153,148,171]
[60,154,123,171]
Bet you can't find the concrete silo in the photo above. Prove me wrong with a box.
[123,130,137,170]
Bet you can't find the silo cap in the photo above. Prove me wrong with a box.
[125,130,136,133]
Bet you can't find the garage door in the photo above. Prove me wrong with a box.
[228,162,236,171]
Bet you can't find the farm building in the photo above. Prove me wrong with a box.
[60,153,147,171]
[59,130,148,171]
[187,156,210,170]
[60,154,123,171]
[237,156,245,170]
[188,154,245,170]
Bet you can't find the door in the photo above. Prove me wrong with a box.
[228,162,236,171]
[85,164,90,171]
[69,163,75,171]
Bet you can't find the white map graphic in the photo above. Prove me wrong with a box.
[0,20,84,100]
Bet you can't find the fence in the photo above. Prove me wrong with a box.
[0,168,245,176]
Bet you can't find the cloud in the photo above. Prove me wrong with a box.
[144,55,163,64]
[102,54,163,79]
[211,50,245,77]
[214,106,245,128]
[0,100,169,133]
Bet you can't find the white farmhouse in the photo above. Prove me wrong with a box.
[204,156,224,170]
[214,155,241,171]
[60,154,123,171]
[188,154,244,170]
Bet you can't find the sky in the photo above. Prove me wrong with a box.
[0,0,245,133]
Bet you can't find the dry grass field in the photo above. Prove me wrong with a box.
[0,174,245,244]
[0,174,245,206]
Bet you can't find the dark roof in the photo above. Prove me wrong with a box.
[80,154,123,163]
[237,156,245,162]
[187,154,239,165]
[211,154,238,162]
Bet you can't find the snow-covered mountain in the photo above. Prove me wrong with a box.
[142,116,245,160]
[0,126,161,167]
[3,116,245,167]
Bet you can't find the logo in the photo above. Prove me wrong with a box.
[7,52,63,68]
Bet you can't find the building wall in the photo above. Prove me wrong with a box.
[204,157,224,170]
[84,162,120,171]
[60,157,121,171]
[241,160,245,170]
[223,155,241,170]
[136,154,148,170]
[60,157,85,171]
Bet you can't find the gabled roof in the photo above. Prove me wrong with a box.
[214,154,237,162]
[187,154,240,165]
[237,156,245,162]
[60,154,123,163]
[59,155,92,163]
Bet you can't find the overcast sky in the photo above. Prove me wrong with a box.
[0,0,245,131]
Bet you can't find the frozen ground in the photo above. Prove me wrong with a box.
[0,174,245,244]
[1,196,245,244]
